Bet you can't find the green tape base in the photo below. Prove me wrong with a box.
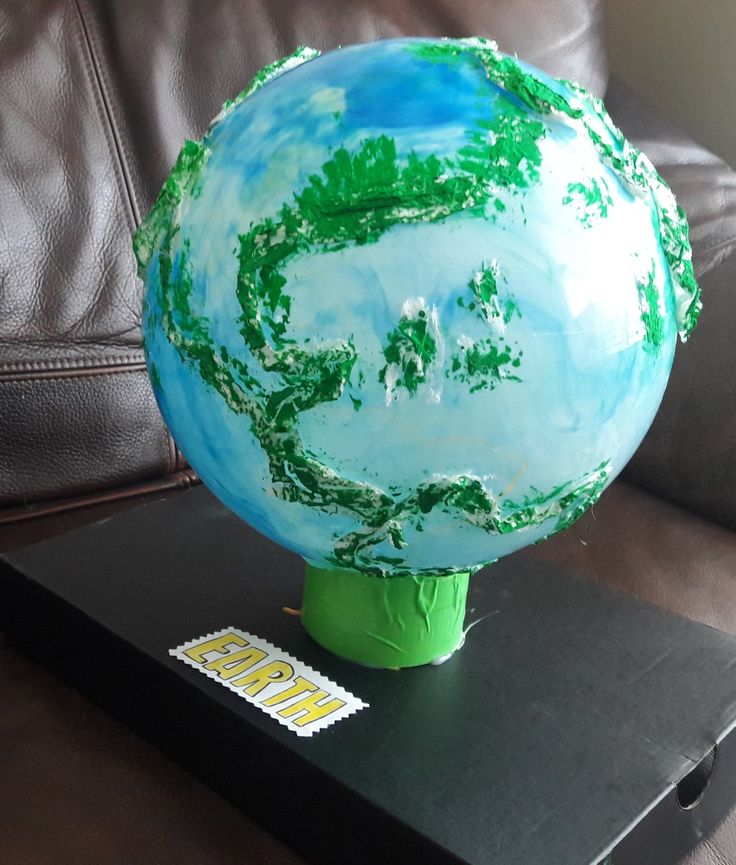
[301,565,470,668]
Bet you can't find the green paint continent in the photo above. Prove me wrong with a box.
[502,460,611,538]
[457,110,546,190]
[469,262,519,325]
[563,178,613,228]
[451,263,522,391]
[379,306,438,397]
[133,139,207,275]
[451,338,521,393]
[637,265,666,351]
[292,135,490,244]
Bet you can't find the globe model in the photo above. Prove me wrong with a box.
[135,38,700,666]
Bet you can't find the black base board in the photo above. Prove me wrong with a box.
[2,486,736,865]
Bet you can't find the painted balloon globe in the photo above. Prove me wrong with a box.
[135,38,700,665]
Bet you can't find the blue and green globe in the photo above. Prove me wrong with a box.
[135,38,700,665]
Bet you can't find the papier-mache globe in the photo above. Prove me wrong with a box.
[134,38,701,668]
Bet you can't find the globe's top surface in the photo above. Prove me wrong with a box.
[136,38,700,577]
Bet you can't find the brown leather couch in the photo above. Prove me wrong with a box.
[2,1,736,863]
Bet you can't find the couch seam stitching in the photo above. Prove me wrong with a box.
[0,353,145,374]
[71,0,140,230]
[0,364,149,385]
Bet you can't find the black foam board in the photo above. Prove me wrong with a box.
[2,486,736,865]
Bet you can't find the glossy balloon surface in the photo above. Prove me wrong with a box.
[136,38,700,576]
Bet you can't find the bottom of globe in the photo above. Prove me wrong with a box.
[301,564,470,669]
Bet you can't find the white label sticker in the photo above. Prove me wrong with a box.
[170,627,368,737]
